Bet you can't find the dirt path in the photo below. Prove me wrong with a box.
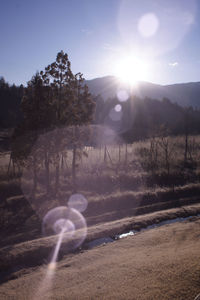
[1,218,200,299]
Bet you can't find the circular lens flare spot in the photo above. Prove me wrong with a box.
[53,218,75,235]
[68,194,88,212]
[42,206,87,250]
[138,13,159,37]
[115,104,122,112]
[117,90,129,102]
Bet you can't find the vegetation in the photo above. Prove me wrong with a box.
[0,77,23,128]
[1,133,200,231]
[10,51,95,194]
[1,52,200,277]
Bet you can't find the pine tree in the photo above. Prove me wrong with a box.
[40,50,94,127]
[40,50,95,191]
[21,72,54,131]
[12,51,95,195]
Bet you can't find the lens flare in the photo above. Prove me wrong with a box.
[118,0,196,56]
[42,206,87,250]
[68,193,88,212]
[53,218,75,236]
[33,228,65,300]
[138,13,159,38]
[34,203,87,299]
[117,90,129,102]
[115,104,122,112]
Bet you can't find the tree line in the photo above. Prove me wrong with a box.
[2,50,200,197]
[10,51,95,194]
[0,57,200,143]
[0,77,23,128]
[93,95,200,142]
[1,80,200,144]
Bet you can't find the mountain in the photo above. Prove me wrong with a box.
[86,76,200,108]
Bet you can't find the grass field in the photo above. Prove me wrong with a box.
[1,133,200,243]
[1,131,200,299]
[1,217,200,300]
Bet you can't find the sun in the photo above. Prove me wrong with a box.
[115,56,148,86]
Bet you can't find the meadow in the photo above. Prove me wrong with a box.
[1,130,200,300]
[1,131,200,247]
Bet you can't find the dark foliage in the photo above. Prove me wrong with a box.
[1,73,200,143]
[93,95,200,142]
[0,77,23,128]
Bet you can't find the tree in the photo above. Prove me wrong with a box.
[40,50,95,192]
[13,50,95,195]
[21,72,54,131]
[0,77,23,128]
[40,50,94,127]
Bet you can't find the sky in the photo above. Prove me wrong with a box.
[1,0,200,86]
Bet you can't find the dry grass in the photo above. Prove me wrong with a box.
[1,134,200,289]
[1,179,200,249]
[2,134,200,191]
[1,203,200,275]
[1,217,200,299]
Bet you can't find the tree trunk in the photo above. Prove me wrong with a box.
[184,132,188,163]
[164,147,170,176]
[44,150,50,195]
[61,153,64,171]
[55,154,60,194]
[184,108,190,164]
[104,145,107,164]
[118,144,121,163]
[7,155,12,178]
[72,144,77,192]
[32,155,37,197]
[125,143,128,167]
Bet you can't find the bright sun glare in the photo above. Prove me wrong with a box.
[115,56,148,86]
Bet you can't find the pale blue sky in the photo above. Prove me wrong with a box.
[1,0,200,85]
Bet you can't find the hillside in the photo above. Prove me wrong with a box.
[1,76,200,132]
[86,76,200,107]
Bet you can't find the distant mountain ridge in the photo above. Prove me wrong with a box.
[85,76,200,108]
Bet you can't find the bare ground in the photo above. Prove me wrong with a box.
[0,216,200,299]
